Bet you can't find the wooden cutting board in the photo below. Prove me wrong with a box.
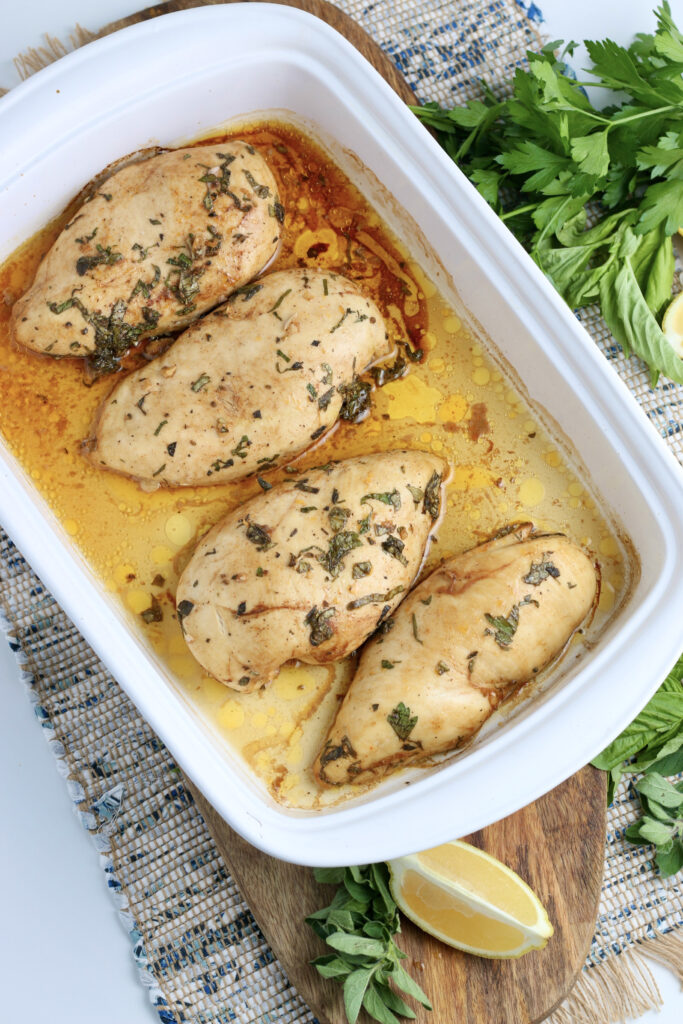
[191,766,605,1024]
[95,2,607,1021]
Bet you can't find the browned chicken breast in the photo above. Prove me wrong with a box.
[175,451,445,692]
[87,269,388,487]
[315,523,598,785]
[11,142,281,369]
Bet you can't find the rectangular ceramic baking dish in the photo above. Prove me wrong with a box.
[1,4,682,866]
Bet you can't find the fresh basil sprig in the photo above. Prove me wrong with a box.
[412,3,683,386]
[592,654,683,876]
[306,864,432,1024]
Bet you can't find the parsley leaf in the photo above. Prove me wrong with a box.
[411,3,683,385]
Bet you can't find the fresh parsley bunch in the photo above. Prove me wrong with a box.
[592,654,683,876]
[306,864,432,1024]
[412,3,683,386]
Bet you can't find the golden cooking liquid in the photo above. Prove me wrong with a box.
[0,122,629,809]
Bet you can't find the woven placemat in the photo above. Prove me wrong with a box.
[1,3,682,1023]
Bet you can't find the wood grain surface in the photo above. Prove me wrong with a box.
[191,765,606,1024]
[97,2,607,1021]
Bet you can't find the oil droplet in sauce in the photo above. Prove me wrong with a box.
[0,120,632,809]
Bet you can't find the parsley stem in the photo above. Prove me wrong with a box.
[500,203,538,221]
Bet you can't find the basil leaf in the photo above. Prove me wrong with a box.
[599,231,683,384]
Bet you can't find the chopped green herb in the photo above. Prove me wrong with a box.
[154,420,168,436]
[371,353,407,387]
[198,151,236,212]
[268,200,285,222]
[387,702,418,741]
[352,561,372,579]
[423,471,442,520]
[524,559,561,585]
[130,264,161,300]
[338,379,371,422]
[307,383,318,401]
[317,387,336,411]
[191,373,211,392]
[412,613,423,645]
[152,463,166,478]
[407,484,424,505]
[207,457,234,475]
[346,586,404,610]
[382,660,395,670]
[243,168,271,198]
[484,596,536,649]
[328,506,351,533]
[330,307,369,333]
[76,244,122,276]
[320,532,362,577]
[436,661,450,675]
[361,490,401,511]
[245,522,273,550]
[232,435,251,459]
[267,288,292,318]
[256,476,272,491]
[381,535,408,566]
[305,605,336,646]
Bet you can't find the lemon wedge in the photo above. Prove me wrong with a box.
[387,840,553,959]
[662,290,683,359]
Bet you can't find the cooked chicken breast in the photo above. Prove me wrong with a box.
[175,451,445,692]
[11,143,281,369]
[87,269,389,487]
[315,523,598,785]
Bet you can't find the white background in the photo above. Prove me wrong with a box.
[1,1,682,1021]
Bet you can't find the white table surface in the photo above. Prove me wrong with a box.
[1,1,682,1021]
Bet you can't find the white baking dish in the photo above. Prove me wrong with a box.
[1,4,682,866]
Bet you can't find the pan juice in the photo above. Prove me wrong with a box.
[0,121,631,809]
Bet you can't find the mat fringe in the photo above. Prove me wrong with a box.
[548,932,683,1024]
[8,25,95,85]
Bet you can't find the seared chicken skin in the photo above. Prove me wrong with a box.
[315,523,598,785]
[176,451,445,692]
[11,143,281,368]
[87,270,388,487]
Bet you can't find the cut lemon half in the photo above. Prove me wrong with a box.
[387,840,553,959]
[662,291,683,359]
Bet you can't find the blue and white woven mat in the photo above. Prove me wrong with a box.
[1,3,682,1023]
